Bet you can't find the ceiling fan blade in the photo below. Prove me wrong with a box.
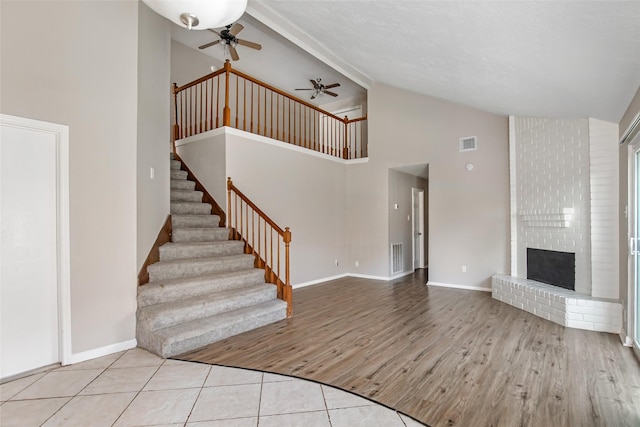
[310,79,320,89]
[324,83,340,89]
[229,45,240,61]
[237,39,262,50]
[207,29,221,36]
[324,90,339,97]
[310,94,316,100]
[229,23,244,36]
[198,40,221,50]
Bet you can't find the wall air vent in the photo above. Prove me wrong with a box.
[459,136,477,152]
[391,243,403,275]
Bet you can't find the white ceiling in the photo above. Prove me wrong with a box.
[244,0,640,123]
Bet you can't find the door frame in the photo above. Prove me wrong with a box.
[629,138,640,358]
[411,187,425,269]
[1,114,71,371]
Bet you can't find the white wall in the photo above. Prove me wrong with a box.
[137,2,171,270]
[0,1,138,354]
[352,83,509,287]
[172,40,224,87]
[588,118,619,299]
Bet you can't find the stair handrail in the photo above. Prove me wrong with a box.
[173,60,368,160]
[227,177,292,318]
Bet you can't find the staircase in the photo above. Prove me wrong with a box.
[136,158,288,358]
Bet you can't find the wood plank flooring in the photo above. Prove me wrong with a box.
[175,271,640,427]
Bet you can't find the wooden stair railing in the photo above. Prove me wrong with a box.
[227,177,292,318]
[173,60,367,160]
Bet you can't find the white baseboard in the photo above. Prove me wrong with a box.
[293,274,349,289]
[619,331,633,347]
[427,281,492,292]
[293,270,417,289]
[65,339,137,366]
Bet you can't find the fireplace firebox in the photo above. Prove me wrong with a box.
[526,248,575,291]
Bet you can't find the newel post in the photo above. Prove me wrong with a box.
[342,115,349,160]
[223,60,231,127]
[283,227,292,318]
[172,82,179,154]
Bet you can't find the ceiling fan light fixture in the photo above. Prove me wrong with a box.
[143,0,248,30]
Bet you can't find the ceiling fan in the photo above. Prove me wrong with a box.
[296,78,340,100]
[198,23,262,61]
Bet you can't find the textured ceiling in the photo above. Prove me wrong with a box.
[248,0,640,122]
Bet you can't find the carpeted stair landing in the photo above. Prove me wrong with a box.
[136,158,287,358]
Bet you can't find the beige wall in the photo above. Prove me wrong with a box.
[172,40,224,87]
[0,1,138,353]
[619,85,640,338]
[137,2,171,270]
[352,83,510,287]
[177,130,348,285]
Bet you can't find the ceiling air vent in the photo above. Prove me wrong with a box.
[459,136,477,152]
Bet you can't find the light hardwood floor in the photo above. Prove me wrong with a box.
[176,271,640,427]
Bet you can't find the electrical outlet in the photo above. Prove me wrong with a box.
[355,261,359,267]
[335,259,339,266]
[150,167,155,179]
[461,265,467,273]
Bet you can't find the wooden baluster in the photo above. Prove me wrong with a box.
[257,86,261,135]
[277,93,280,141]
[235,74,239,128]
[270,90,273,138]
[216,76,220,128]
[243,79,247,131]
[263,87,267,137]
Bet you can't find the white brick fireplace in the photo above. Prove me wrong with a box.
[492,117,622,333]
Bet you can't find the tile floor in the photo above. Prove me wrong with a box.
[0,348,425,427]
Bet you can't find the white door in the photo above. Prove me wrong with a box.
[1,118,63,379]
[412,188,425,269]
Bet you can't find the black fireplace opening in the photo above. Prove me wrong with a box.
[527,248,575,291]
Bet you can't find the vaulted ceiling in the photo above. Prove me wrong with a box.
[176,1,640,122]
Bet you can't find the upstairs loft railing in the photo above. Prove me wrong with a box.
[227,177,292,318]
[173,61,367,160]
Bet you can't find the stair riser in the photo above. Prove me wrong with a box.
[140,301,288,358]
[172,228,229,243]
[171,180,195,191]
[148,256,255,281]
[171,170,188,180]
[170,203,211,215]
[172,215,220,228]
[171,191,203,202]
[137,270,266,307]
[138,286,277,331]
[159,242,244,261]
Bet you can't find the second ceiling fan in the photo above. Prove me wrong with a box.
[198,23,262,61]
[296,78,340,100]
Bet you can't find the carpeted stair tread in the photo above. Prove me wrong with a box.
[171,190,203,202]
[170,160,181,170]
[148,254,256,281]
[138,283,277,331]
[137,269,266,307]
[171,169,188,180]
[172,214,220,228]
[149,299,288,357]
[171,179,195,191]
[170,202,211,215]
[172,227,229,243]
[160,240,244,261]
